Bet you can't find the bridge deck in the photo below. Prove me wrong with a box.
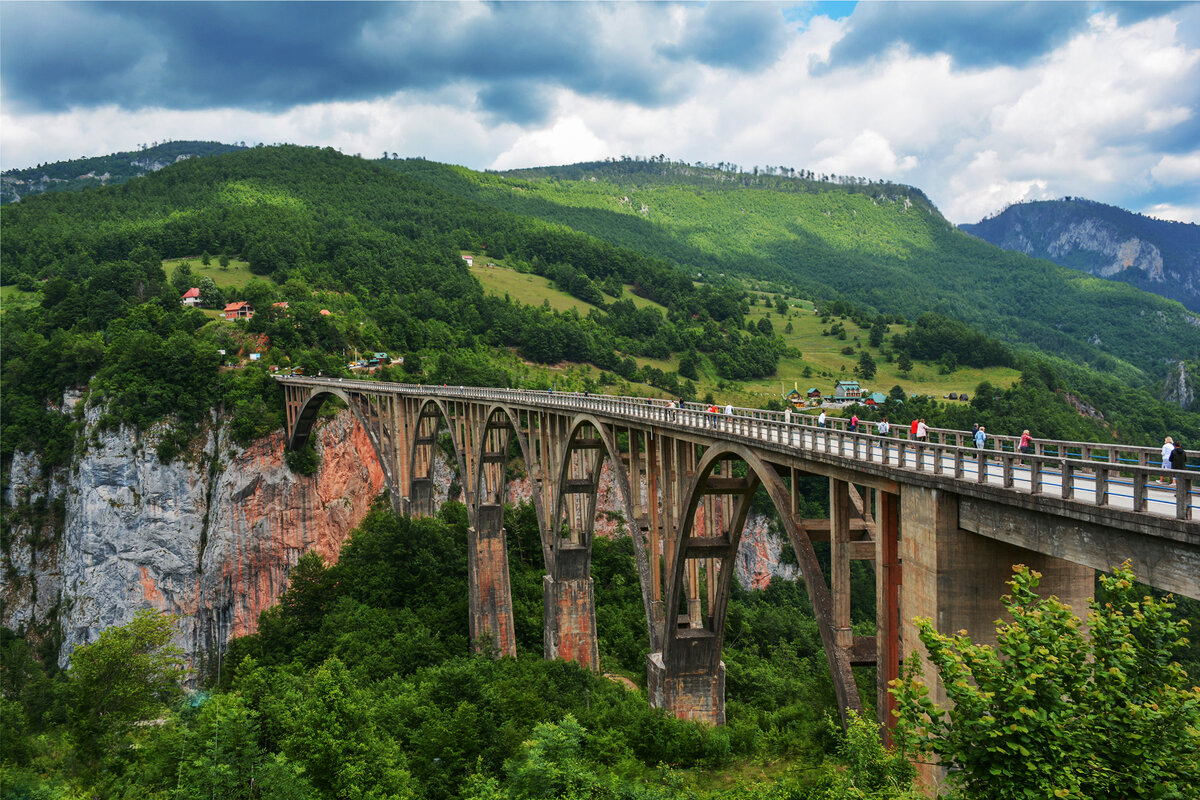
[279,377,1198,528]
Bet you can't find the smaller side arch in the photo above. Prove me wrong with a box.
[406,397,470,520]
[285,387,398,507]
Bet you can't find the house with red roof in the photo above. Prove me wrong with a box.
[223,301,254,321]
[181,287,200,307]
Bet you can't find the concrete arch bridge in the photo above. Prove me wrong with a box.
[279,376,1199,732]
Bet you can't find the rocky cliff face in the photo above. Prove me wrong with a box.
[3,406,796,666]
[960,199,1200,312]
[1163,361,1197,412]
[3,405,384,668]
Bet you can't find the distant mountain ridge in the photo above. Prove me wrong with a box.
[960,198,1200,312]
[1,140,246,204]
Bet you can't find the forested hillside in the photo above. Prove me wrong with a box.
[4,145,1199,478]
[386,158,1200,383]
[960,198,1200,312]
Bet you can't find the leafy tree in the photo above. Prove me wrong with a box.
[197,275,223,308]
[66,610,188,771]
[756,317,774,337]
[897,352,913,376]
[201,250,212,266]
[891,564,1200,799]
[219,251,231,268]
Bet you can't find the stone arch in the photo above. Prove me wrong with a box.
[407,397,469,520]
[286,388,398,504]
[653,442,863,724]
[469,403,550,545]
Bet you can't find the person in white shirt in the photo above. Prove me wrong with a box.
[877,418,890,435]
[818,410,826,428]
[1162,436,1175,484]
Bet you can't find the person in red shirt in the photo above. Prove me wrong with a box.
[910,419,919,438]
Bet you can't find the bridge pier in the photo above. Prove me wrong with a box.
[468,504,517,657]
[410,478,435,518]
[543,544,599,669]
[899,485,1093,783]
[646,651,726,725]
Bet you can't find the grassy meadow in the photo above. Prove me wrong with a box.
[467,262,1020,408]
[162,255,257,289]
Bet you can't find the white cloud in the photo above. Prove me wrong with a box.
[490,114,610,170]
[1151,152,1200,185]
[2,5,1197,225]
[1143,202,1200,224]
[813,130,918,177]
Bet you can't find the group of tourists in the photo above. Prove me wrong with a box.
[674,401,1189,485]
[1162,436,1188,486]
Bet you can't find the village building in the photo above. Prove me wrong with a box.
[462,255,474,267]
[223,301,254,321]
[833,380,863,400]
[863,392,888,407]
[180,287,200,307]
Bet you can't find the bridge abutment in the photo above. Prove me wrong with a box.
[899,484,1093,783]
[468,504,517,657]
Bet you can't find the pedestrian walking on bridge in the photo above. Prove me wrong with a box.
[1169,441,1187,487]
[1161,436,1175,484]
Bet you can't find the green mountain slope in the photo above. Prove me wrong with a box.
[385,159,1200,382]
[3,145,1198,466]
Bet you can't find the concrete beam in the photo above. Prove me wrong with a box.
[959,496,1200,600]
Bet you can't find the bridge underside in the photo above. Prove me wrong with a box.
[279,378,1196,738]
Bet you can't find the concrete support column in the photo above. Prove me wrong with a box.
[543,545,599,669]
[410,478,434,518]
[830,479,853,648]
[899,484,1093,784]
[646,651,726,725]
[467,504,517,657]
[875,491,901,740]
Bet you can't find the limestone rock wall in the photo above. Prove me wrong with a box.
[2,406,384,668]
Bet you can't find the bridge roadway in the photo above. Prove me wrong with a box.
[278,376,1199,733]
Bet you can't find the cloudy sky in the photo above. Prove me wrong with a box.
[2,1,1198,224]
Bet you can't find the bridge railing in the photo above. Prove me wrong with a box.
[279,377,1197,521]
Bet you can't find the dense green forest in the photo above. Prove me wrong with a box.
[0,501,913,799]
[385,157,1200,383]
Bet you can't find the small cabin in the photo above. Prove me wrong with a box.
[863,392,887,407]
[462,255,474,267]
[181,287,200,307]
[223,301,254,321]
[806,387,822,399]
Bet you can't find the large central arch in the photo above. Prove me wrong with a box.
[649,442,864,725]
